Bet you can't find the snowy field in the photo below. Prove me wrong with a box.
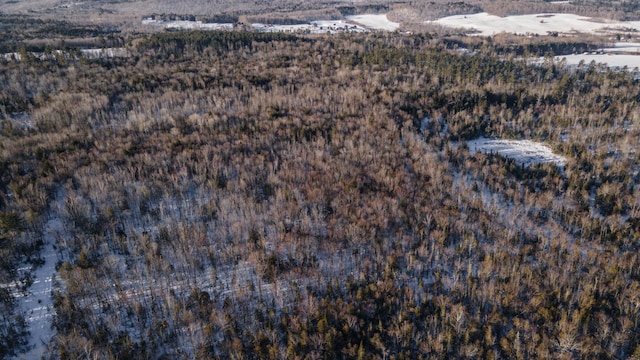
[426,11,640,71]
[430,12,640,36]
[142,18,233,30]
[540,42,640,71]
[142,19,367,33]
[252,20,367,34]
[552,42,640,70]
[602,42,640,53]
[466,138,566,167]
[555,53,640,70]
[346,14,400,31]
[141,14,400,33]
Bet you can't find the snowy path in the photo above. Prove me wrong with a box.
[16,218,64,359]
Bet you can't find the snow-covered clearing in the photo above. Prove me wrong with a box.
[142,18,233,30]
[14,218,65,359]
[555,53,640,70]
[602,42,640,53]
[466,137,566,167]
[346,14,400,31]
[430,12,640,36]
[141,15,400,33]
[542,43,640,71]
[252,20,367,33]
[141,18,367,33]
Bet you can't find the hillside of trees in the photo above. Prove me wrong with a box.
[4,0,640,33]
[1,30,639,358]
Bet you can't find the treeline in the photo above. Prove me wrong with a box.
[0,30,639,358]
[0,15,120,53]
[139,30,307,57]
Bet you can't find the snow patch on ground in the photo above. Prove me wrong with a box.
[346,14,400,31]
[430,12,640,36]
[467,137,566,167]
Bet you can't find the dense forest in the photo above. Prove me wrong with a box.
[0,30,639,358]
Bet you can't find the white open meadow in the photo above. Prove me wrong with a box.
[428,12,640,70]
[141,14,399,33]
[430,12,640,36]
[346,14,400,31]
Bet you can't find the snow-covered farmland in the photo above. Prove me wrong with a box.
[346,14,400,31]
[466,137,566,167]
[430,12,640,36]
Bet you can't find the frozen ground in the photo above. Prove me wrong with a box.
[430,12,640,36]
[346,14,400,31]
[466,137,566,167]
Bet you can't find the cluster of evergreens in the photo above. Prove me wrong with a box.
[0,30,639,358]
